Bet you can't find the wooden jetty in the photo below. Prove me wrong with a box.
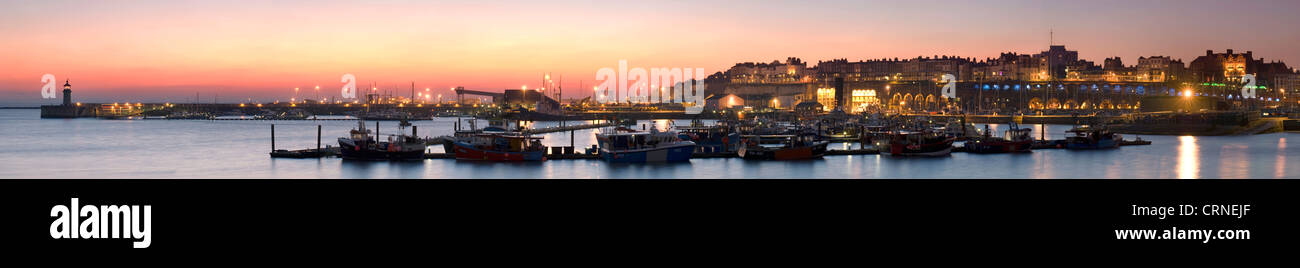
[269,124,341,158]
[272,139,1155,159]
[144,117,363,121]
[1025,138,1152,150]
[826,149,880,155]
[520,121,621,134]
[271,147,339,158]
[421,153,604,160]
[278,149,883,159]
[210,117,360,121]
[268,121,1153,159]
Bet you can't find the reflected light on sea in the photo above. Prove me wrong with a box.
[1177,136,1199,179]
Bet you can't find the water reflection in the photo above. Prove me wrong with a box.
[2,109,1297,179]
[1218,143,1250,179]
[1176,136,1199,179]
[1277,138,1287,178]
[602,161,693,179]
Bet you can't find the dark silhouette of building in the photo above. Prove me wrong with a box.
[1040,45,1080,79]
[62,80,72,106]
[41,79,95,118]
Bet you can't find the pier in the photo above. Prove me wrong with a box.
[269,140,1152,159]
[521,121,622,134]
[165,117,364,121]
[265,115,1154,160]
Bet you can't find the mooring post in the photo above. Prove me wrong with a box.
[570,129,575,154]
[860,125,866,150]
[316,124,322,152]
[376,121,380,137]
[413,125,418,137]
[271,124,276,151]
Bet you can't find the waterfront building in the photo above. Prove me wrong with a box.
[1187,50,1295,105]
[1189,49,1292,84]
[1275,73,1300,107]
[1189,49,1253,83]
[1040,45,1080,79]
[709,46,1294,114]
[1135,56,1187,82]
[712,58,810,110]
[971,53,1047,82]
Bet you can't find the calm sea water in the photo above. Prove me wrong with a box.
[0,109,1294,179]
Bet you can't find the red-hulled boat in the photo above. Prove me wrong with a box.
[964,123,1033,154]
[338,119,427,160]
[451,133,546,161]
[737,134,830,160]
[873,130,954,157]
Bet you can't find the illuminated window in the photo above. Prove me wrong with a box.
[816,88,837,111]
[849,89,879,112]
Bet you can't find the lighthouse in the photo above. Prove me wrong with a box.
[62,80,72,106]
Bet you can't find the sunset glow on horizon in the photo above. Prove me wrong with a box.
[3,0,1299,105]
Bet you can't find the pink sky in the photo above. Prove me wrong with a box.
[3,0,1298,105]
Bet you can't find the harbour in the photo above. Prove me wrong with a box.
[11,27,1300,179]
[4,109,1291,179]
[10,0,1300,257]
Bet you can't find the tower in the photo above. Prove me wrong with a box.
[62,79,72,106]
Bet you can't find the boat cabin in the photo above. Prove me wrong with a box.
[598,131,681,150]
[741,134,818,148]
[467,133,544,152]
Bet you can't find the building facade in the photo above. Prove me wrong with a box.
[707,46,1295,114]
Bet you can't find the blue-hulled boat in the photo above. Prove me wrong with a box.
[1064,126,1120,150]
[676,121,740,154]
[597,127,696,163]
[451,133,546,161]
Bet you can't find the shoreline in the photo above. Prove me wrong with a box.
[1111,118,1285,136]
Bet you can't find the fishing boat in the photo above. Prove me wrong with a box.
[874,130,954,157]
[964,123,1033,154]
[934,120,979,141]
[596,127,696,163]
[737,134,829,160]
[439,118,512,154]
[817,125,860,142]
[676,120,741,154]
[1120,136,1152,146]
[1064,126,1120,150]
[450,133,546,161]
[863,124,894,145]
[338,119,427,160]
